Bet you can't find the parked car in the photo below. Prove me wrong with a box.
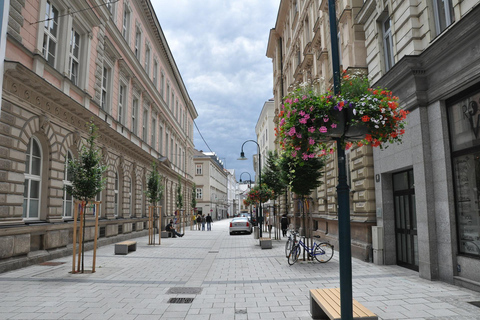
[240,213,257,226]
[229,217,253,235]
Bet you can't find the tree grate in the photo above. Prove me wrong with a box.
[168,298,194,304]
[468,301,480,308]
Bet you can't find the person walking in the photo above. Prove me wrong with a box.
[196,214,202,230]
[281,214,289,237]
[206,213,212,231]
[201,214,206,231]
[267,215,273,233]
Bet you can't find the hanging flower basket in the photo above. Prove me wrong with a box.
[275,73,408,163]
[246,184,274,204]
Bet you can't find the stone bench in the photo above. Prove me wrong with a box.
[259,237,272,249]
[310,288,377,320]
[114,240,137,255]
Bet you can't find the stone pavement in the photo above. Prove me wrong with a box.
[1,218,480,320]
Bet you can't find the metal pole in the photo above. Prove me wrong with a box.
[329,0,353,319]
[258,150,262,238]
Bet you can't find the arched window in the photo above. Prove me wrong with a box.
[23,137,42,219]
[62,150,74,217]
[114,172,119,217]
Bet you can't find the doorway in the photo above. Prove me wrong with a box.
[393,170,419,271]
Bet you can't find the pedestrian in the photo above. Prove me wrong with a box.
[267,215,273,232]
[196,214,202,230]
[165,219,183,238]
[206,213,212,231]
[281,214,289,237]
[201,214,206,231]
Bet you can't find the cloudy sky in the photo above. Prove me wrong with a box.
[151,0,280,181]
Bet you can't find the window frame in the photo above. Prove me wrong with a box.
[142,107,149,142]
[118,77,128,125]
[122,4,131,42]
[196,164,203,175]
[131,93,139,135]
[42,0,60,67]
[382,15,394,72]
[151,113,157,149]
[196,188,203,199]
[433,0,455,35]
[145,44,151,76]
[68,27,80,85]
[135,26,142,61]
[62,150,74,218]
[101,59,113,113]
[114,171,119,217]
[23,137,43,220]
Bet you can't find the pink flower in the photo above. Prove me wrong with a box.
[308,127,315,133]
[299,111,305,116]
[308,153,315,158]
[319,126,327,133]
[294,98,299,103]
[292,151,297,157]
[299,118,307,124]
[296,133,302,139]
[288,127,296,136]
[323,117,329,122]
[302,153,309,160]
[279,118,285,126]
[302,95,307,100]
[310,106,314,111]
[329,149,334,154]
[308,138,315,145]
[331,123,337,128]
[304,114,310,120]
[295,146,301,151]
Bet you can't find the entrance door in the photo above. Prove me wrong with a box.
[393,170,418,271]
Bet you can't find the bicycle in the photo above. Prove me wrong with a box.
[287,234,334,265]
[284,229,298,257]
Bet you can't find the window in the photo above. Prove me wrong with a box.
[196,188,203,199]
[131,96,138,135]
[165,133,169,159]
[23,138,42,219]
[166,83,170,106]
[101,64,111,112]
[159,125,163,154]
[153,60,158,87]
[434,0,455,34]
[196,164,203,175]
[63,151,73,218]
[151,115,156,148]
[135,27,142,60]
[42,0,59,67]
[145,45,150,75]
[105,0,116,17]
[114,172,119,217]
[68,28,80,85]
[142,108,148,141]
[382,16,394,72]
[170,138,173,160]
[122,5,130,40]
[175,101,179,119]
[118,82,127,124]
[160,71,165,97]
[171,92,174,111]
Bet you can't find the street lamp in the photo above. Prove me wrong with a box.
[239,172,252,186]
[238,140,262,237]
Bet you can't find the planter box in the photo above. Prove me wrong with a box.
[260,237,272,249]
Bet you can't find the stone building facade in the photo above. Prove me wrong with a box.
[267,0,480,291]
[266,0,376,261]
[0,0,197,272]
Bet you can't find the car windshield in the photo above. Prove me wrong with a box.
[232,217,248,222]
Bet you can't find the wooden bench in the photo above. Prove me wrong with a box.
[259,237,272,249]
[310,288,377,320]
[114,240,137,255]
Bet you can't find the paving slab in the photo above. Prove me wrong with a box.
[1,219,480,319]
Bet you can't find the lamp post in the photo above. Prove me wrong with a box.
[240,171,253,219]
[328,0,353,319]
[238,140,262,237]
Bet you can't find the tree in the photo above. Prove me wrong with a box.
[65,120,107,273]
[191,183,197,215]
[145,162,164,244]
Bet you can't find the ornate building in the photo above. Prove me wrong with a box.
[0,0,197,271]
[267,0,375,261]
[268,0,480,291]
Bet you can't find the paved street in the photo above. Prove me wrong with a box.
[1,218,480,320]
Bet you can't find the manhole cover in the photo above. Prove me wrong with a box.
[208,250,219,253]
[235,309,247,314]
[468,301,480,308]
[168,298,194,303]
[39,262,66,266]
[166,287,202,294]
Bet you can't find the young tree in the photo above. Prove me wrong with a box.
[176,175,183,231]
[145,162,164,244]
[191,183,197,223]
[66,120,107,273]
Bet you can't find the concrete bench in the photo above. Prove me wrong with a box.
[259,237,272,249]
[160,231,173,238]
[114,240,137,255]
[310,288,377,320]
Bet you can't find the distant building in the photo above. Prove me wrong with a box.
[192,150,227,220]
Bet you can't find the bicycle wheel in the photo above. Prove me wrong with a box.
[313,242,334,263]
[288,244,300,265]
[285,238,293,258]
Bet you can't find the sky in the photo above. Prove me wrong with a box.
[151,0,280,181]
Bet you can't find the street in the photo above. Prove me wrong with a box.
[1,218,480,319]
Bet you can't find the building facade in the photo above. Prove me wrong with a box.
[267,0,480,291]
[192,150,228,221]
[1,0,197,272]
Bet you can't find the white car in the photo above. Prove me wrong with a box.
[229,217,252,235]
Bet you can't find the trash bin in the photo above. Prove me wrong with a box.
[253,226,259,239]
